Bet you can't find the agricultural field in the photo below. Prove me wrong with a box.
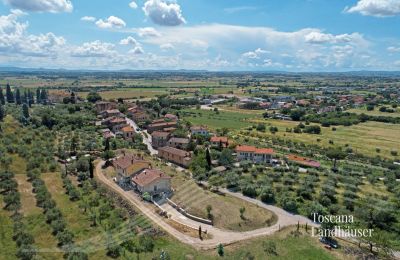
[181,108,261,130]
[247,118,400,159]
[348,107,400,118]
[76,88,169,100]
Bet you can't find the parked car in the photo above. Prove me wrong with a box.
[319,237,338,249]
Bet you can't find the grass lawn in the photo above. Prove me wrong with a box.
[348,107,400,118]
[0,209,17,260]
[181,108,261,130]
[248,119,400,159]
[157,163,277,232]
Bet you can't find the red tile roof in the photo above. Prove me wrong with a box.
[235,145,274,154]
[210,136,229,143]
[132,169,171,187]
[121,126,134,133]
[151,131,170,138]
[286,154,320,168]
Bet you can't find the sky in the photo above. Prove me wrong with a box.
[0,0,400,71]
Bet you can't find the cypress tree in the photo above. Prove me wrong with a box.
[36,88,41,103]
[23,91,28,104]
[206,148,212,169]
[40,89,47,104]
[15,89,21,105]
[0,86,5,105]
[22,103,29,119]
[6,83,14,103]
[0,104,4,122]
[28,90,34,106]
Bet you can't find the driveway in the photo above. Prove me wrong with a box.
[95,160,317,250]
[125,117,158,155]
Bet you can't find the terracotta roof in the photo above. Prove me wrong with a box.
[286,154,320,168]
[164,113,178,119]
[163,127,177,132]
[158,146,190,157]
[113,154,145,169]
[121,126,134,133]
[211,136,228,143]
[168,137,189,144]
[149,122,177,128]
[152,131,170,138]
[235,145,256,152]
[235,145,274,154]
[132,169,170,187]
[106,109,120,114]
[255,148,274,155]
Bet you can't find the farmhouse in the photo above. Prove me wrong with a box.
[131,111,151,122]
[151,131,171,148]
[95,101,116,113]
[210,136,230,148]
[167,137,190,150]
[113,154,151,182]
[102,109,122,118]
[235,145,274,164]
[286,154,321,168]
[158,146,192,167]
[121,125,135,140]
[147,122,178,133]
[190,126,209,136]
[132,169,171,195]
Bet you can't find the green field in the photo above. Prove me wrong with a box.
[181,108,261,130]
[248,118,400,159]
[348,107,400,118]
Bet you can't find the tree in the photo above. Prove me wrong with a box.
[89,157,94,179]
[290,109,305,121]
[239,207,246,220]
[36,89,41,103]
[260,186,275,203]
[6,83,14,103]
[87,92,102,103]
[15,89,21,105]
[217,243,224,256]
[56,230,74,246]
[40,89,48,104]
[219,149,233,166]
[206,205,213,220]
[22,104,30,119]
[205,148,212,169]
[326,148,347,172]
[0,87,5,105]
[16,244,36,260]
[0,104,4,122]
[263,241,278,256]
[138,235,154,253]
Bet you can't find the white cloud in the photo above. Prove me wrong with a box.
[129,1,138,9]
[138,27,161,37]
[388,46,400,52]
[0,11,65,57]
[81,16,96,22]
[71,41,116,57]
[143,0,186,26]
[4,0,73,13]
[120,36,140,48]
[129,46,144,55]
[242,48,269,59]
[345,0,400,17]
[304,31,360,44]
[95,16,126,29]
[160,43,174,51]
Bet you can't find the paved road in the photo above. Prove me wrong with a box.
[95,160,317,250]
[125,117,158,155]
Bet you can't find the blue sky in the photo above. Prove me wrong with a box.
[0,0,400,71]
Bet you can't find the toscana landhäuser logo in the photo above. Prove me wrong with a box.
[311,213,374,238]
